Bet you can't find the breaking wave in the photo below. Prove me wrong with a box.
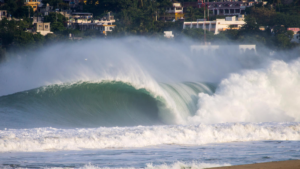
[0,81,212,129]
[0,122,299,152]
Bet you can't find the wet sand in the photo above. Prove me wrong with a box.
[208,160,300,169]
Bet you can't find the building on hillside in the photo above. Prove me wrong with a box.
[183,15,245,34]
[58,10,72,18]
[24,0,41,12]
[69,12,116,35]
[0,10,7,20]
[39,3,72,18]
[33,22,53,36]
[288,28,300,43]
[164,31,174,38]
[163,3,184,21]
[69,33,83,40]
[191,44,256,54]
[71,12,93,19]
[32,16,44,24]
[38,3,53,16]
[184,0,263,16]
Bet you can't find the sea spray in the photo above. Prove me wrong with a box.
[191,59,300,124]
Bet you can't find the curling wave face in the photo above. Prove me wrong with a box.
[0,81,213,129]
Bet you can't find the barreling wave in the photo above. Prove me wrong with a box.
[0,81,213,129]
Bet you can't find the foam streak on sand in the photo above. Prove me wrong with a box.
[0,122,300,152]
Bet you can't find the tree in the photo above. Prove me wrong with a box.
[0,0,27,18]
[249,7,276,26]
[42,0,63,7]
[241,16,260,33]
[51,22,66,32]
[186,7,196,21]
[44,12,67,32]
[33,33,45,47]
[275,34,292,49]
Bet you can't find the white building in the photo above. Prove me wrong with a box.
[68,12,116,35]
[33,22,53,36]
[164,31,174,38]
[183,15,245,34]
[191,44,256,54]
[287,28,300,43]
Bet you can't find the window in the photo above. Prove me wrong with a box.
[33,6,37,8]
[45,25,48,29]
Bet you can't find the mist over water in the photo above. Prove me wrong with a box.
[0,37,299,129]
[1,37,300,169]
[0,37,266,96]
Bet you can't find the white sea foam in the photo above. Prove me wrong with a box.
[44,162,229,169]
[191,59,300,124]
[0,123,299,152]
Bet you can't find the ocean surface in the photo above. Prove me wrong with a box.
[0,38,300,168]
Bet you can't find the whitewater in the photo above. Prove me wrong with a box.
[0,38,300,168]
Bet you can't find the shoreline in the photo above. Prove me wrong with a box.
[207,160,300,169]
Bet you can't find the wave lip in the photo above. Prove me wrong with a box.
[0,122,299,152]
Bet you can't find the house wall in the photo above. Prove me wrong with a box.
[183,16,245,34]
[0,10,6,20]
[24,0,40,12]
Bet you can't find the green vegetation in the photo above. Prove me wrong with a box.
[44,13,67,32]
[0,0,33,18]
[0,0,299,61]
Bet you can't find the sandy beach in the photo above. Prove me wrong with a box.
[208,160,300,169]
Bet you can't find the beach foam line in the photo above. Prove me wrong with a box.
[43,162,230,169]
[1,122,300,152]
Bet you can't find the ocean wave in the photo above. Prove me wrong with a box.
[190,59,300,124]
[0,81,212,129]
[0,122,299,152]
[1,162,230,169]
